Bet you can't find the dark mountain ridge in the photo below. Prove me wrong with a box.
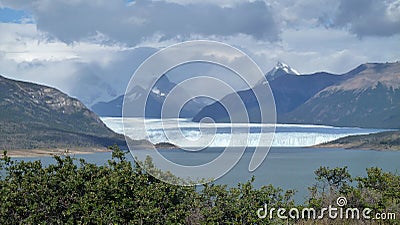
[0,75,127,150]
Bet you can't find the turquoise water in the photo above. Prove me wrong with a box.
[12,147,400,203]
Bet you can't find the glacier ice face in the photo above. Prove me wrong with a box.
[101,117,384,148]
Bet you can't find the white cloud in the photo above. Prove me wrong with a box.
[277,28,400,73]
[0,23,128,64]
[221,28,400,75]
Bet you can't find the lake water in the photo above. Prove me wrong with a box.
[14,147,400,203]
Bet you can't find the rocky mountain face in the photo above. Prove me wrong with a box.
[193,61,400,129]
[0,75,127,150]
[283,62,400,128]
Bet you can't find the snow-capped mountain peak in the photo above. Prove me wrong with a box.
[265,61,300,81]
[275,61,300,75]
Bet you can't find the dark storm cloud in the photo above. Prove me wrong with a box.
[0,0,280,44]
[333,0,400,37]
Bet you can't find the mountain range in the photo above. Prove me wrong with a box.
[193,61,400,129]
[92,75,208,118]
[90,61,400,129]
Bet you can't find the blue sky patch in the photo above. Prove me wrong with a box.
[0,7,32,23]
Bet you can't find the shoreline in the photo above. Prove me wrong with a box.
[313,143,400,151]
[3,143,399,158]
[1,141,181,158]
[1,147,111,158]
[313,130,400,151]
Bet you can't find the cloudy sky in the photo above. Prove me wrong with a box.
[0,0,399,105]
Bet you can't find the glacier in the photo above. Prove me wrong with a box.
[101,117,386,148]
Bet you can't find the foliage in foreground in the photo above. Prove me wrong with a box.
[0,146,399,224]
